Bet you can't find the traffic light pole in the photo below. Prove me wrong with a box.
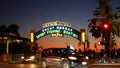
[102,22,112,61]
[103,32,110,59]
[98,0,111,61]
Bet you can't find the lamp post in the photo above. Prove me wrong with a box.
[80,29,86,52]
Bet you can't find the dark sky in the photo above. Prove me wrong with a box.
[0,0,120,37]
[0,0,120,49]
[0,0,98,37]
[0,0,120,38]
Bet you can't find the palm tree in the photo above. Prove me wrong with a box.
[111,22,120,37]
[88,0,120,60]
[88,18,102,38]
[88,0,120,48]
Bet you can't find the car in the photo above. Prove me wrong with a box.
[41,48,88,68]
[21,54,37,63]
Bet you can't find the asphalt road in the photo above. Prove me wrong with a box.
[0,63,120,68]
[89,65,120,68]
[0,64,40,68]
[0,63,64,68]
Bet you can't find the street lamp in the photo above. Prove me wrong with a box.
[80,29,86,52]
[80,29,86,43]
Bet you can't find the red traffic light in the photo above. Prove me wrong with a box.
[103,23,109,28]
[102,22,111,30]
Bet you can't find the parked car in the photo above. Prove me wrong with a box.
[21,54,37,63]
[41,48,88,68]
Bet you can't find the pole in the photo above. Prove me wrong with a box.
[98,0,111,60]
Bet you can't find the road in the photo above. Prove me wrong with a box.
[0,64,41,68]
[89,63,120,68]
[89,65,120,68]
[0,63,120,68]
[0,63,63,68]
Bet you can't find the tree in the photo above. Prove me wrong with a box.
[0,24,8,36]
[88,0,120,48]
[88,0,120,59]
[111,22,120,37]
[88,18,102,38]
[0,24,20,55]
[8,24,20,36]
[0,24,8,55]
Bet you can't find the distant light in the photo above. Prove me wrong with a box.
[42,21,72,28]
[30,30,35,43]
[80,29,86,43]
[81,32,85,42]
[69,45,75,50]
[31,33,34,42]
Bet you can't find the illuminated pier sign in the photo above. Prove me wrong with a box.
[42,21,72,28]
[51,33,63,37]
[35,26,80,40]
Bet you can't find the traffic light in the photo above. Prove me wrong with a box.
[102,22,111,38]
[102,22,111,31]
[103,23,109,29]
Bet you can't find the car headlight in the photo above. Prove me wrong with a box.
[21,56,24,59]
[85,56,89,60]
[30,56,35,59]
[82,62,87,65]
[68,56,77,60]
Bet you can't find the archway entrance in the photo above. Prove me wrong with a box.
[35,21,81,49]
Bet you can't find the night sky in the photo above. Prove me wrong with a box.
[0,0,120,50]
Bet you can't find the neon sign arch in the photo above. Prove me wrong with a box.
[35,21,80,41]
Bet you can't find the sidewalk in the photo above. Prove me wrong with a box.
[91,63,120,65]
